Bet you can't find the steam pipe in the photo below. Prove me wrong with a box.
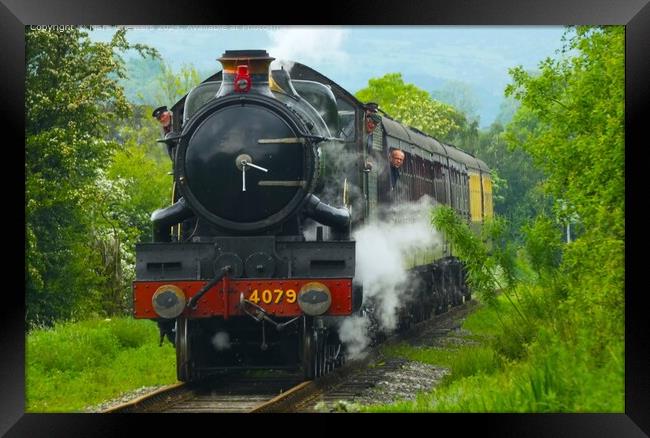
[304,194,351,239]
[186,267,228,310]
[151,197,194,242]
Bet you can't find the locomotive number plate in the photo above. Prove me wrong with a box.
[247,288,297,305]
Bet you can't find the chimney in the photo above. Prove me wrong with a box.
[216,50,275,98]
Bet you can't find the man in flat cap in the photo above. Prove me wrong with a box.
[364,102,379,112]
[153,106,173,136]
[153,106,174,160]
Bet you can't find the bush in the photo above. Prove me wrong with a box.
[463,293,534,361]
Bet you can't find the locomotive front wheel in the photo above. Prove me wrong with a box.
[176,316,196,382]
[315,332,323,378]
[302,324,317,380]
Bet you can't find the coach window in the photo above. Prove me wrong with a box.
[337,99,357,142]
[404,151,413,201]
[433,161,444,204]
[428,161,435,198]
[451,169,456,209]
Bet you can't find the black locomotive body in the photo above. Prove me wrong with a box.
[133,50,493,381]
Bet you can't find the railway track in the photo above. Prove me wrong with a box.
[104,300,477,413]
[294,300,477,412]
[103,371,307,413]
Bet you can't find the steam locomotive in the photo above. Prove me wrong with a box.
[132,50,493,382]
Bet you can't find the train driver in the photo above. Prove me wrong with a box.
[152,106,173,135]
[153,106,175,160]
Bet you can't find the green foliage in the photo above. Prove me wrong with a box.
[80,111,172,317]
[26,27,159,326]
[431,80,481,124]
[123,56,208,106]
[25,26,182,325]
[108,109,173,242]
[26,317,176,412]
[155,62,202,106]
[432,207,535,352]
[382,343,502,384]
[504,26,624,239]
[380,341,622,413]
[83,110,173,315]
[522,216,563,276]
[366,26,624,413]
[472,122,549,241]
[431,206,502,305]
[355,73,465,140]
[366,293,623,413]
[505,25,624,368]
[29,321,120,373]
[494,96,519,126]
[123,56,166,104]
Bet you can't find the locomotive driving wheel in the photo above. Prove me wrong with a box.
[176,315,197,382]
[302,317,344,379]
[324,331,344,373]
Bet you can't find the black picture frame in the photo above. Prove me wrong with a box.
[5,1,648,435]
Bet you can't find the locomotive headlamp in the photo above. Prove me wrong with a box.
[234,65,252,93]
[297,282,332,316]
[152,285,186,319]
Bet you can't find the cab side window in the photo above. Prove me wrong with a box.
[337,99,357,142]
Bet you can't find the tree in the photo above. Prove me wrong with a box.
[155,62,202,107]
[431,80,480,124]
[505,26,624,239]
[494,96,519,126]
[107,107,172,242]
[504,25,624,361]
[476,121,549,241]
[26,27,158,326]
[92,67,200,317]
[123,55,165,105]
[91,109,172,315]
[355,73,463,140]
[429,28,625,412]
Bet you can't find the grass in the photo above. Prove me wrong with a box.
[381,343,502,384]
[26,317,177,412]
[25,288,624,413]
[364,293,624,413]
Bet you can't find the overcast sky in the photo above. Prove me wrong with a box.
[89,25,568,127]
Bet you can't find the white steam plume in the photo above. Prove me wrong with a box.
[338,315,372,360]
[267,27,349,71]
[338,196,443,359]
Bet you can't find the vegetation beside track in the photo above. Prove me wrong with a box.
[369,292,623,412]
[366,26,624,413]
[26,317,177,412]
